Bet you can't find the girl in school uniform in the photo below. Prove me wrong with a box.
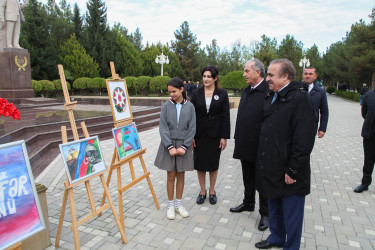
[154,77,196,220]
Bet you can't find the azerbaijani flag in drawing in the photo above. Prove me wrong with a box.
[0,144,44,249]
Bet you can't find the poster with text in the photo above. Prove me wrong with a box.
[59,136,107,184]
[0,141,46,249]
[112,122,142,160]
[106,80,133,124]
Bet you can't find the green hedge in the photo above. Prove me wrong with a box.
[220,71,247,95]
[39,80,55,97]
[335,90,360,102]
[88,77,105,89]
[134,76,152,95]
[125,76,137,93]
[150,76,171,96]
[73,77,91,89]
[326,86,336,94]
[32,80,42,94]
[53,79,71,91]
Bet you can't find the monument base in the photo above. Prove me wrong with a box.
[0,48,34,104]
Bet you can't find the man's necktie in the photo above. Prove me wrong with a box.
[271,92,277,104]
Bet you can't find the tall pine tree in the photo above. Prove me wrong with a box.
[171,21,201,80]
[83,0,109,77]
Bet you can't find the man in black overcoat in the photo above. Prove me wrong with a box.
[354,88,375,193]
[255,59,316,249]
[231,58,269,231]
[302,67,329,138]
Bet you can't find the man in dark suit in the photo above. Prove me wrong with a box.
[354,89,375,193]
[255,59,316,249]
[302,67,329,138]
[231,58,269,231]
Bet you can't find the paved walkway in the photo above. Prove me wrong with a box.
[37,94,375,250]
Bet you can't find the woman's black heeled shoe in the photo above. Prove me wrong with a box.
[209,191,217,205]
[196,191,206,205]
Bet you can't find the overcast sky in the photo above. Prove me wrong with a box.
[42,0,374,53]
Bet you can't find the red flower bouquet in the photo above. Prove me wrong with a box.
[0,98,21,120]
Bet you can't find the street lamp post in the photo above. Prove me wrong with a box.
[299,55,310,71]
[155,51,170,76]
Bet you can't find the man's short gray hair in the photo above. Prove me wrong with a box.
[245,58,265,77]
[270,59,296,81]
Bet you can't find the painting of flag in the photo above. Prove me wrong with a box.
[112,122,142,160]
[59,136,107,184]
[0,140,45,249]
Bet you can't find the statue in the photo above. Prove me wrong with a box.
[0,0,29,50]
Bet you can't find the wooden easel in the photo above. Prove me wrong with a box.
[7,242,22,250]
[54,64,127,250]
[99,62,159,232]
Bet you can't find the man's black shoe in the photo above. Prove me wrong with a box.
[229,203,254,213]
[354,184,368,193]
[258,216,269,231]
[255,240,283,249]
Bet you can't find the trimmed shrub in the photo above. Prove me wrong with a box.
[32,80,43,96]
[53,79,71,91]
[220,71,247,95]
[73,77,91,90]
[150,76,170,96]
[88,77,105,90]
[335,90,360,102]
[134,76,152,95]
[39,80,55,97]
[326,86,336,94]
[125,77,137,94]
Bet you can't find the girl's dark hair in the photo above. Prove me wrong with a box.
[201,65,221,89]
[167,77,187,100]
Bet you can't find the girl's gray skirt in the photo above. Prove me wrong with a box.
[154,139,194,172]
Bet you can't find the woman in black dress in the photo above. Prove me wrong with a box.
[190,65,230,205]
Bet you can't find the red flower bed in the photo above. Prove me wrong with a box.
[0,98,21,120]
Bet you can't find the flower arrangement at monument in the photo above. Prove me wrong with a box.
[0,98,21,120]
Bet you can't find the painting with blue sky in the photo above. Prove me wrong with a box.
[113,122,142,160]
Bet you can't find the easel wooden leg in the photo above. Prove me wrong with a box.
[116,167,125,235]
[55,187,69,247]
[7,242,22,250]
[139,155,160,209]
[100,175,127,244]
[67,188,81,250]
[99,151,117,215]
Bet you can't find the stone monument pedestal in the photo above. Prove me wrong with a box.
[0,48,34,104]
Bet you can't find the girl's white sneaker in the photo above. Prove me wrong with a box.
[167,206,175,220]
[175,205,189,218]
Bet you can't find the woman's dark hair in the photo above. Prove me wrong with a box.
[201,65,221,89]
[167,77,187,100]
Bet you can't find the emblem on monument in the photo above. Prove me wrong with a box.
[14,55,27,71]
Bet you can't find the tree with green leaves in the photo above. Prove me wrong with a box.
[345,9,375,89]
[322,41,349,86]
[128,27,143,52]
[83,0,109,76]
[140,45,161,76]
[171,21,201,80]
[277,34,303,80]
[250,34,277,71]
[114,31,142,77]
[20,0,58,80]
[73,3,83,40]
[45,0,74,47]
[304,44,323,81]
[59,34,100,80]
